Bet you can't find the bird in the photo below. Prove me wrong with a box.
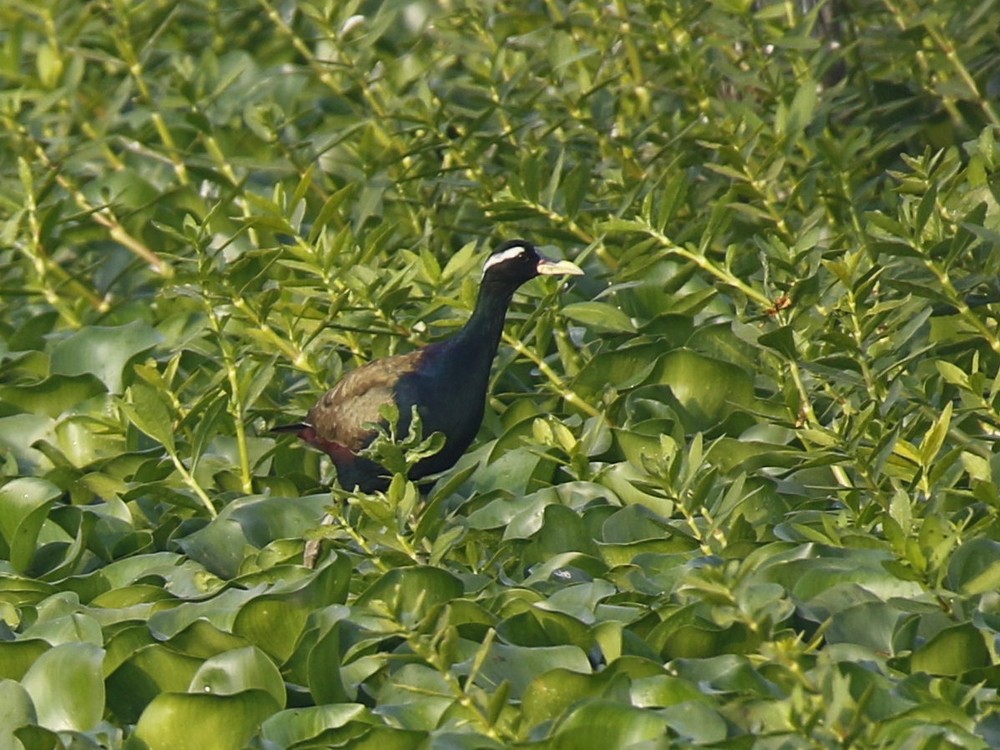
[272,239,584,493]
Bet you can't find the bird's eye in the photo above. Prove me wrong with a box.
[483,245,528,271]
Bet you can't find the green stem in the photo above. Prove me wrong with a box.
[206,305,254,494]
[501,331,604,420]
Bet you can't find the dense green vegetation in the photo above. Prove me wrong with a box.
[2,0,1000,747]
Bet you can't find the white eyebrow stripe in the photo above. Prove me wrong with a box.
[483,245,528,271]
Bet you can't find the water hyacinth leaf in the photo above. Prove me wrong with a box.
[947,538,1000,595]
[316,724,427,749]
[0,640,51,681]
[21,642,105,732]
[661,700,728,744]
[355,565,464,623]
[0,477,62,573]
[306,617,349,704]
[523,504,600,563]
[520,668,632,730]
[188,646,285,708]
[0,413,54,472]
[259,704,372,748]
[649,350,755,431]
[106,643,205,723]
[147,588,261,641]
[232,556,351,662]
[542,700,670,748]
[0,373,106,418]
[560,301,635,333]
[375,663,455,730]
[49,321,163,395]
[473,643,592,699]
[178,493,331,578]
[165,619,251,660]
[0,679,36,747]
[826,601,904,653]
[629,674,710,708]
[909,622,990,677]
[572,343,665,397]
[128,690,280,750]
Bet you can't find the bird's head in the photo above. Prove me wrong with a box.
[481,240,583,288]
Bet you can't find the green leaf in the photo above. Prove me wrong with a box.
[0,640,51,682]
[121,383,176,452]
[106,643,204,724]
[0,679,37,746]
[544,700,670,748]
[560,301,635,333]
[21,642,105,732]
[0,477,62,573]
[919,401,952,469]
[758,325,797,359]
[0,374,106,418]
[474,643,592,699]
[128,690,280,750]
[650,350,755,431]
[909,622,990,676]
[947,539,1000,596]
[232,557,352,662]
[49,321,163,394]
[259,704,371,748]
[355,566,464,623]
[188,646,285,708]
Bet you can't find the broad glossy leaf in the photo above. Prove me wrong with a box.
[0,374,106,418]
[128,690,280,750]
[0,477,61,573]
[522,504,600,563]
[542,700,669,748]
[188,646,285,708]
[629,674,709,707]
[670,654,778,696]
[165,619,251,660]
[375,664,454,730]
[232,556,351,662]
[0,679,36,747]
[106,642,204,723]
[909,622,990,677]
[473,643,591,699]
[600,504,671,544]
[573,343,664,398]
[520,668,631,731]
[0,413,54,471]
[21,642,105,731]
[22,609,103,648]
[0,640,51,681]
[649,350,755,432]
[827,601,904,653]
[178,493,330,578]
[49,321,163,395]
[259,704,371,747]
[560,301,635,333]
[355,565,463,624]
[661,700,728,744]
[947,538,1000,595]
[305,613,350,704]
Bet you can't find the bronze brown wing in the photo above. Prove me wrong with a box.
[306,349,425,451]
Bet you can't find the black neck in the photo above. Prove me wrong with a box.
[445,279,517,367]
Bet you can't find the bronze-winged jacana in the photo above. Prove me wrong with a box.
[272,240,583,491]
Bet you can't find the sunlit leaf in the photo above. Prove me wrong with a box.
[49,321,163,395]
[129,690,280,750]
[21,642,104,732]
